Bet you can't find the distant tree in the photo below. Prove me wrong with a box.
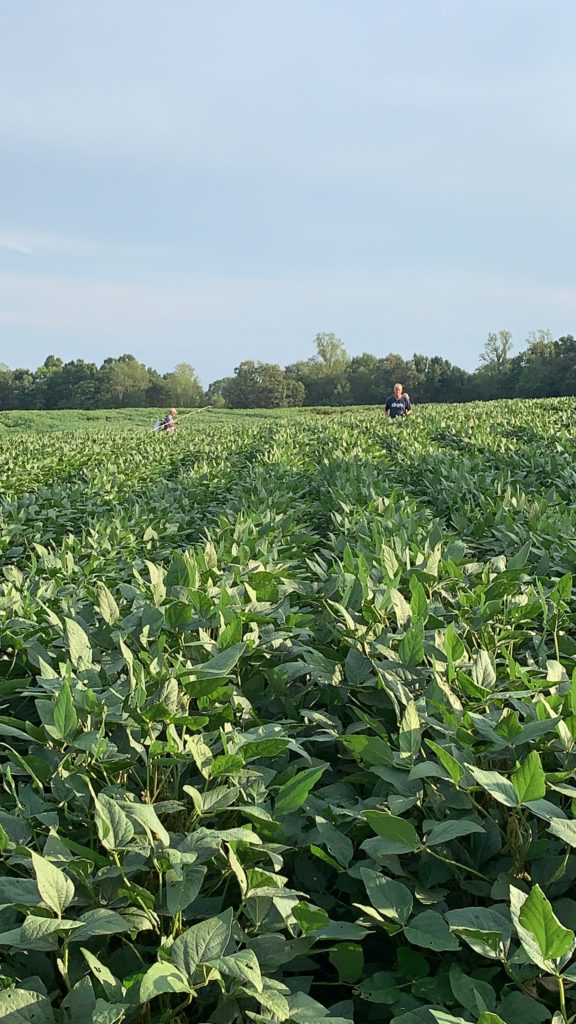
[35,356,64,408]
[10,369,37,409]
[286,335,351,406]
[162,363,204,407]
[96,354,150,407]
[314,332,349,372]
[226,361,304,408]
[206,378,233,407]
[49,360,99,408]
[479,330,513,373]
[145,367,168,406]
[0,365,14,409]
[346,353,380,404]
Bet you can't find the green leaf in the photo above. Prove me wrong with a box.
[404,910,460,951]
[210,754,245,777]
[357,971,401,1004]
[449,964,497,1015]
[94,794,135,850]
[208,950,263,992]
[275,764,328,816]
[31,851,74,917]
[258,987,290,1021]
[390,588,412,628]
[498,991,550,1024]
[471,650,496,690]
[180,643,246,679]
[426,739,463,785]
[399,700,421,760]
[446,906,511,958]
[171,909,232,980]
[512,751,546,803]
[92,998,126,1024]
[548,817,576,848]
[293,902,329,935]
[316,818,353,868]
[514,884,575,966]
[53,680,78,741]
[467,765,517,806]
[242,738,290,760]
[398,623,424,667]
[410,577,428,621]
[360,867,413,925]
[329,943,364,984]
[64,617,93,669]
[345,649,372,685]
[0,986,54,1023]
[96,582,120,625]
[81,948,123,1001]
[119,801,170,846]
[426,819,485,846]
[69,909,131,944]
[139,962,190,1003]
[364,811,420,853]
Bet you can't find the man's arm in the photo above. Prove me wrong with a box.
[405,398,413,416]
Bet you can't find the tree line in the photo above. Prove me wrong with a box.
[0,329,574,410]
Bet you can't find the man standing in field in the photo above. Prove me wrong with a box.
[385,383,412,419]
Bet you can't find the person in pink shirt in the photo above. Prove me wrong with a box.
[157,408,177,433]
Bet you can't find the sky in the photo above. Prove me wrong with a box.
[1,1,575,385]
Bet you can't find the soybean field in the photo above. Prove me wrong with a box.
[1,400,576,1024]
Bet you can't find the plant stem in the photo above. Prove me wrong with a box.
[558,974,568,1024]
[424,845,491,882]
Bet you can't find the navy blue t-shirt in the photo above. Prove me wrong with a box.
[385,394,412,418]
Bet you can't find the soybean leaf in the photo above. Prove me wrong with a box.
[512,751,546,804]
[399,700,421,760]
[69,910,131,944]
[64,617,92,669]
[466,766,517,807]
[512,884,575,968]
[360,867,413,925]
[139,962,190,1003]
[548,818,576,848]
[329,943,364,984]
[208,950,263,992]
[0,986,54,1023]
[171,909,233,980]
[426,820,485,847]
[405,910,460,951]
[275,764,328,816]
[31,852,74,917]
[180,643,246,679]
[471,650,496,690]
[96,582,120,625]
[364,812,420,854]
[53,680,78,741]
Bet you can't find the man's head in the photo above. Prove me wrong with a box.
[393,383,403,398]
[169,408,177,416]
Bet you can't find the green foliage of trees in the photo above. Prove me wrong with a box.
[224,361,305,408]
[1,327,575,410]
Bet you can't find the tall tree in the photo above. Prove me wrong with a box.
[226,361,304,408]
[479,330,513,373]
[314,332,349,372]
[162,363,205,407]
[96,355,150,407]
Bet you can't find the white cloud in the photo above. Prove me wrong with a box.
[0,236,35,256]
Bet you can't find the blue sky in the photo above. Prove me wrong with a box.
[1,1,575,385]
